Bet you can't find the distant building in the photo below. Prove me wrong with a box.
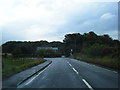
[37,47,58,52]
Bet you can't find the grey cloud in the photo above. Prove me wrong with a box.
[1,2,118,44]
[57,2,118,39]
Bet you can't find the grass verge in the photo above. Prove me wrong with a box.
[71,55,119,70]
[2,58,46,79]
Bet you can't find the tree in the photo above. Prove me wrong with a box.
[63,31,119,58]
[63,33,83,56]
[12,46,22,58]
[35,49,55,58]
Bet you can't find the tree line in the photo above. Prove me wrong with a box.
[2,31,120,59]
[63,31,119,60]
[2,41,64,58]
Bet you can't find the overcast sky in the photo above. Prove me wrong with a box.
[0,0,119,44]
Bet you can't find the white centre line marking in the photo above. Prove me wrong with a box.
[67,61,79,74]
[82,79,94,90]
[67,61,70,64]
[69,63,72,67]
[67,61,93,90]
[72,67,79,74]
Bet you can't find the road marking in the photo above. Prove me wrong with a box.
[79,60,117,74]
[90,64,118,73]
[25,76,36,85]
[67,61,94,90]
[67,61,72,66]
[24,63,52,86]
[69,63,72,67]
[103,68,117,73]
[82,79,94,90]
[112,71,117,73]
[67,61,70,64]
[72,67,79,74]
[67,61,79,74]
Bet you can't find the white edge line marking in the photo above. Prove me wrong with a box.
[25,76,36,85]
[25,63,51,86]
[91,64,117,73]
[113,71,117,73]
[81,60,117,73]
[104,69,117,73]
[82,79,94,90]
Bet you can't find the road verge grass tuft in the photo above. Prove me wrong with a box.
[2,58,46,79]
[70,55,119,70]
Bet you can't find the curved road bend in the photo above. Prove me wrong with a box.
[18,58,118,89]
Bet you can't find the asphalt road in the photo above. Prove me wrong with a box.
[18,58,118,89]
